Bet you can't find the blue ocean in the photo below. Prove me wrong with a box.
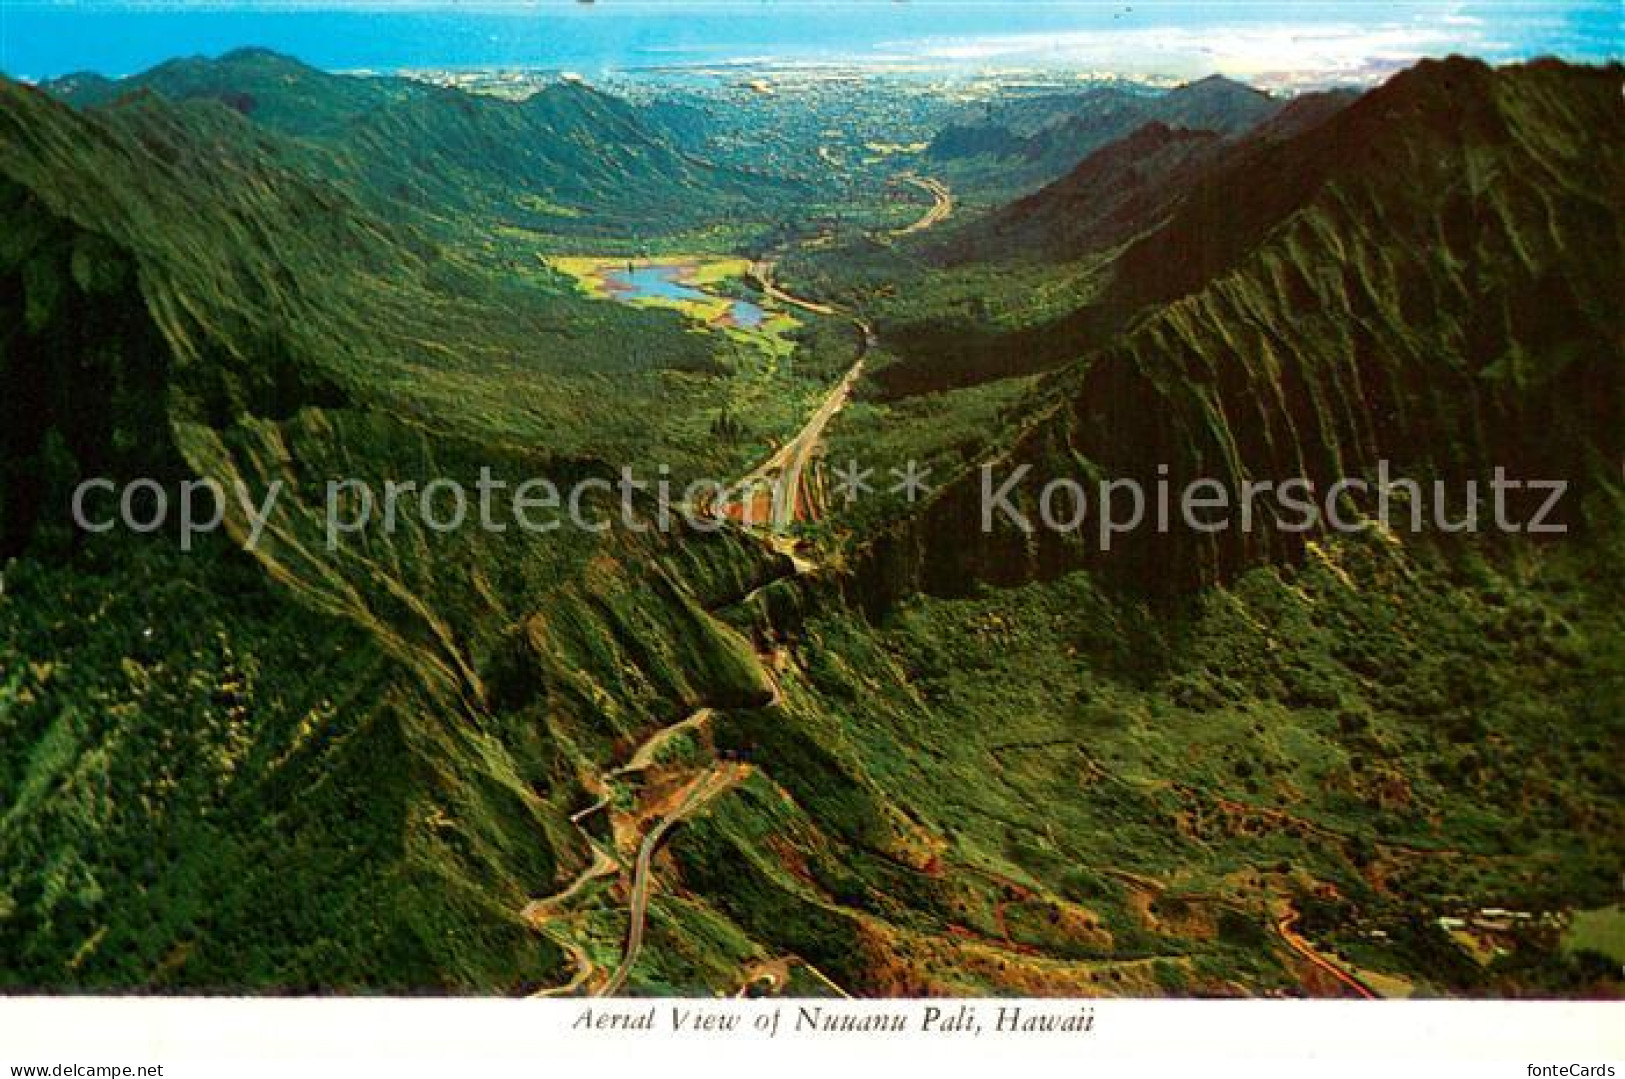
[0,1,1618,81]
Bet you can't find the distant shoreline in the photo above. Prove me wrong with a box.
[3,2,1617,85]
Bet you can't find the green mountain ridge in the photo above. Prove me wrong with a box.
[925,74,1288,197]
[856,58,1622,597]
[43,47,434,138]
[43,48,807,238]
[934,89,1359,266]
[1,67,810,991]
[0,52,1619,998]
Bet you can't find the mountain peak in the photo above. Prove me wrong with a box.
[216,46,308,69]
[1380,52,1494,95]
[220,46,287,61]
[1173,73,1272,99]
[147,47,316,80]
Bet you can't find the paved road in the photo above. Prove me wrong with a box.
[526,174,955,996]
[529,940,597,999]
[523,706,717,996]
[611,708,713,777]
[598,765,742,996]
[749,258,836,315]
[521,844,617,923]
[568,792,610,825]
[1277,908,1378,999]
[725,289,871,531]
[750,331,870,529]
[725,179,948,529]
[891,174,953,237]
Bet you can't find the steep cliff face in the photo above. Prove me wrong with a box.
[855,59,1623,604]
[45,49,803,235]
[926,75,1285,192]
[935,123,1227,264]
[1,50,1619,997]
[935,89,1358,267]
[0,74,825,992]
[1104,58,1621,318]
[0,181,176,556]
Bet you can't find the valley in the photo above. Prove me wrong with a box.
[0,43,1619,1003]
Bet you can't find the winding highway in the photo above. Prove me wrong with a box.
[1276,908,1378,999]
[520,706,720,997]
[728,327,871,529]
[891,174,954,237]
[727,175,948,529]
[523,174,953,997]
[598,765,744,996]
[722,176,951,530]
[610,708,713,778]
[529,941,597,999]
[522,844,617,923]
[748,257,836,316]
[726,261,881,530]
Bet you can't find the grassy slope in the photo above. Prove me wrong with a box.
[0,71,804,991]
[43,48,809,242]
[637,59,1624,997]
[672,523,1622,997]
[0,57,1619,999]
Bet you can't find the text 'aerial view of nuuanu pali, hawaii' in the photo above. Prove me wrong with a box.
[0,0,1620,1003]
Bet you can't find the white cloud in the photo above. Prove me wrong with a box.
[878,11,1504,87]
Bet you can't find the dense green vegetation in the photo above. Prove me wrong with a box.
[924,74,1290,200]
[0,50,1619,997]
[44,48,811,243]
[0,532,559,991]
[697,523,1624,995]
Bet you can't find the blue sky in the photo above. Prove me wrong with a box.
[1,1,1618,84]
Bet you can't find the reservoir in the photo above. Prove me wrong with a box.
[604,264,765,329]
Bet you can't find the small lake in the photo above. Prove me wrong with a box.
[604,265,765,329]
